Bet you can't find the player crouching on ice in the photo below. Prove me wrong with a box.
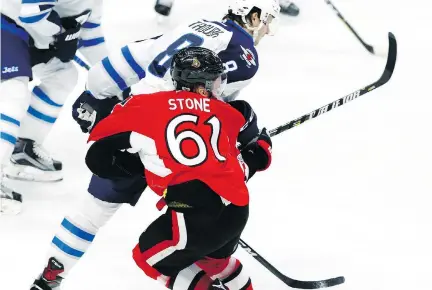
[31,47,273,290]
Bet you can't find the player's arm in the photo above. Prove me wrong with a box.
[86,132,144,179]
[73,36,154,133]
[86,39,156,99]
[229,100,273,179]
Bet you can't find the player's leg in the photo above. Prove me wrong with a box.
[0,15,33,214]
[132,180,250,289]
[197,238,253,290]
[4,59,78,182]
[195,202,253,290]
[30,174,147,290]
[280,0,300,16]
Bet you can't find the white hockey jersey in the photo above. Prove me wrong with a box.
[87,19,260,100]
[2,0,104,52]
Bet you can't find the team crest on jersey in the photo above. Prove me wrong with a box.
[191,57,201,68]
[240,45,256,68]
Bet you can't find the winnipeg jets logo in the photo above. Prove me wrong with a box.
[240,45,256,68]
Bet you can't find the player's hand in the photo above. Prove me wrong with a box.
[256,128,272,171]
[240,128,273,179]
[52,10,91,62]
[72,91,120,133]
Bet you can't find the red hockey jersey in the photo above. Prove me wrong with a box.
[88,91,250,206]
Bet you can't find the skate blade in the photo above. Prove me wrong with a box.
[0,197,22,215]
[4,165,63,182]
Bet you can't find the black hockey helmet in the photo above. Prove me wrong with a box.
[170,47,227,99]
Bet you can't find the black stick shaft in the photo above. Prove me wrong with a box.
[239,239,345,289]
[324,0,375,54]
[269,32,397,138]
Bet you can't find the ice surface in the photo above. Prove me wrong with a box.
[1,0,432,289]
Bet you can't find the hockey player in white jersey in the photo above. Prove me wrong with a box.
[155,0,299,17]
[30,0,280,289]
[0,0,108,214]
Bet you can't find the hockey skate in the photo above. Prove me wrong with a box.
[31,257,64,290]
[209,279,229,290]
[5,138,63,182]
[280,0,300,16]
[0,183,22,215]
[155,0,173,16]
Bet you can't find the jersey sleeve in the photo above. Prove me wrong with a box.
[18,0,62,48]
[86,40,155,99]
[86,19,233,99]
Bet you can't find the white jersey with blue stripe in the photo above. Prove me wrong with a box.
[2,0,99,49]
[87,19,259,100]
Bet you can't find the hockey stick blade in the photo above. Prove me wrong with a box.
[269,32,397,137]
[239,239,345,289]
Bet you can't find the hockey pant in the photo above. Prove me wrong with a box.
[133,180,253,289]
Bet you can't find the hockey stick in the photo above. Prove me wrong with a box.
[239,33,397,288]
[324,0,380,55]
[73,55,91,70]
[238,239,344,289]
[269,32,397,137]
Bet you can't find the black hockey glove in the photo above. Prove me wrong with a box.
[86,132,144,179]
[52,10,91,62]
[228,100,259,150]
[241,128,273,179]
[30,11,91,65]
[72,91,121,133]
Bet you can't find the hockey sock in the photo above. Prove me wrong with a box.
[168,264,216,290]
[196,257,253,290]
[0,78,31,166]
[47,194,120,278]
[19,61,77,144]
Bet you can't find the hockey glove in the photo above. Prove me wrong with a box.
[72,91,121,133]
[86,132,144,179]
[256,128,272,171]
[52,11,90,62]
[241,128,273,179]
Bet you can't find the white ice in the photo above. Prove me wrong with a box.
[1,0,432,289]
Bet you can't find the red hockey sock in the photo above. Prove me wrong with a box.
[196,257,253,290]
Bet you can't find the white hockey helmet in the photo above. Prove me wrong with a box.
[228,0,281,36]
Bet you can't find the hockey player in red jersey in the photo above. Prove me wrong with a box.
[31,47,272,290]
[84,47,272,289]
